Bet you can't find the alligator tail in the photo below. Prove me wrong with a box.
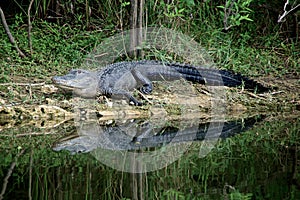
[218,70,269,92]
[171,64,268,92]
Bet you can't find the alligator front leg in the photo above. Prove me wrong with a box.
[131,68,153,94]
[105,88,142,106]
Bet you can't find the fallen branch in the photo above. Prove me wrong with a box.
[260,91,284,96]
[28,150,33,200]
[136,89,153,104]
[278,0,300,22]
[0,82,45,86]
[0,149,26,200]
[28,0,35,54]
[244,91,267,100]
[223,0,235,31]
[0,6,26,58]
[0,129,68,137]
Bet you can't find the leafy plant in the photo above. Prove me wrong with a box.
[218,0,254,30]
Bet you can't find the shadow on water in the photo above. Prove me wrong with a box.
[0,113,299,199]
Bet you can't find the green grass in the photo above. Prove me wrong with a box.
[1,28,297,84]
[0,1,298,82]
[0,20,107,82]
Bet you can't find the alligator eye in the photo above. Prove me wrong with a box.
[77,70,82,74]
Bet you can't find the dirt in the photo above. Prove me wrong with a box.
[0,74,299,132]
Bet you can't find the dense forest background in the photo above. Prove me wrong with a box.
[1,0,299,35]
[0,0,299,81]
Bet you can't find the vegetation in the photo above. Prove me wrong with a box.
[0,0,298,82]
[0,1,299,199]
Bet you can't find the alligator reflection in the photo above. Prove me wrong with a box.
[53,115,264,154]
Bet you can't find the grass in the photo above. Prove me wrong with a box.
[0,6,298,83]
[0,20,107,82]
[190,27,299,77]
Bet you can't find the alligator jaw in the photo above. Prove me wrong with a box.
[52,70,99,97]
[52,76,85,90]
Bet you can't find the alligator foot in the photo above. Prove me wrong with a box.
[140,84,153,94]
[129,96,143,106]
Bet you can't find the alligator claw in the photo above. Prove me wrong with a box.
[140,86,152,94]
[129,96,143,106]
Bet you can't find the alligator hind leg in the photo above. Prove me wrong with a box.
[131,68,153,94]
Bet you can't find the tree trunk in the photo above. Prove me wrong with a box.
[129,0,144,59]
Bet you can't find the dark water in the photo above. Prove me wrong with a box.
[0,114,299,200]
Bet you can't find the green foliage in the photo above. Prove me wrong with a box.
[229,191,253,200]
[0,20,106,81]
[162,0,195,18]
[163,189,187,199]
[147,0,197,29]
[217,0,254,30]
[0,0,298,81]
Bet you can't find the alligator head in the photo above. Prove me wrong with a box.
[52,69,98,97]
[53,135,96,154]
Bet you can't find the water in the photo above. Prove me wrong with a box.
[0,113,299,199]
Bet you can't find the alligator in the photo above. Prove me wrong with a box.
[52,60,268,105]
[52,115,264,154]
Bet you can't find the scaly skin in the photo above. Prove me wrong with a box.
[52,60,268,105]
